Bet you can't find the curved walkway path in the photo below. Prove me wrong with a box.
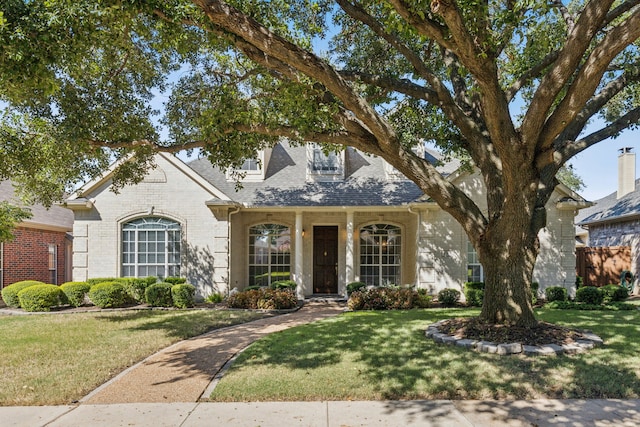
[82,301,346,404]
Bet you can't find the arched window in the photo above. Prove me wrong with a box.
[359,223,401,286]
[249,224,291,286]
[122,217,181,279]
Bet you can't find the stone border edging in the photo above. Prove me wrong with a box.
[425,319,604,356]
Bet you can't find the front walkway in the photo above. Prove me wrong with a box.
[82,301,346,404]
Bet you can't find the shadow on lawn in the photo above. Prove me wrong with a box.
[231,308,640,401]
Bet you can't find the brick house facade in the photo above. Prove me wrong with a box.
[0,181,73,288]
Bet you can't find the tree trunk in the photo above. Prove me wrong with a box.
[477,199,542,327]
[479,245,538,327]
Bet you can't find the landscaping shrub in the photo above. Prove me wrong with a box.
[87,277,124,287]
[1,280,45,308]
[60,282,90,307]
[346,281,367,295]
[437,288,460,307]
[270,280,297,291]
[347,287,431,310]
[165,276,187,285]
[17,284,65,312]
[575,286,604,305]
[171,283,196,308]
[531,282,539,304]
[545,286,568,302]
[145,282,174,307]
[602,284,629,303]
[121,278,152,303]
[205,292,224,303]
[227,288,298,310]
[88,282,129,308]
[416,289,432,308]
[464,282,484,307]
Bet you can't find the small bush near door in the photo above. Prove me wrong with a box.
[545,286,568,302]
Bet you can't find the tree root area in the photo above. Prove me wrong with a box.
[438,317,584,346]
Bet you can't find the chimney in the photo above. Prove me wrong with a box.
[618,147,636,199]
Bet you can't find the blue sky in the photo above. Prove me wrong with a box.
[570,126,640,201]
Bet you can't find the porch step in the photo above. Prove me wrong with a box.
[305,295,347,305]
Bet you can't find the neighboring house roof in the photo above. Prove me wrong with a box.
[188,142,460,208]
[576,178,640,226]
[0,181,74,232]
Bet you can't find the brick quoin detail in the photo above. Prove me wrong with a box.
[1,227,69,287]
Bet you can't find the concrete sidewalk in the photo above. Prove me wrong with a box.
[2,399,640,426]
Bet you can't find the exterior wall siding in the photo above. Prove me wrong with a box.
[1,227,69,286]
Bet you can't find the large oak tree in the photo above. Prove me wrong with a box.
[2,0,639,326]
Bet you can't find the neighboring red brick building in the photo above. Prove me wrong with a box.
[0,181,73,288]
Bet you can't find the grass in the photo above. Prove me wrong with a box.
[210,307,640,401]
[0,309,266,406]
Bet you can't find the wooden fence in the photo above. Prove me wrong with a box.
[576,246,631,287]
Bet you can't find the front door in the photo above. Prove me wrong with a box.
[313,226,338,294]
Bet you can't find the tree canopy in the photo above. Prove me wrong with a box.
[1,0,639,325]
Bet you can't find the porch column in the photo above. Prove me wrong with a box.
[294,211,304,299]
[346,210,355,290]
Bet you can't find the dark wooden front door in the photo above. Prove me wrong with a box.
[313,226,338,294]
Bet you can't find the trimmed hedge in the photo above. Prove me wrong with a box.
[17,284,65,312]
[1,280,45,308]
[545,300,636,311]
[227,288,298,310]
[437,288,461,307]
[347,287,431,310]
[88,282,129,308]
[145,282,174,307]
[171,283,196,308]
[602,284,629,303]
[575,286,604,305]
[545,286,568,302]
[164,277,186,285]
[60,282,90,307]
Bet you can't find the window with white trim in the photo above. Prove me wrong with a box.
[307,144,344,180]
[122,217,181,279]
[248,224,291,286]
[48,244,57,285]
[359,224,401,286]
[467,241,484,282]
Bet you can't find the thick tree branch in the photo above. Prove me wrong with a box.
[387,0,453,50]
[540,8,640,150]
[557,64,640,144]
[521,0,615,144]
[558,106,640,163]
[505,51,559,102]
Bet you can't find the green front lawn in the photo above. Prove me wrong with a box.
[210,308,640,401]
[0,309,266,406]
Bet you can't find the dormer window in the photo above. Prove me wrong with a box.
[307,143,345,181]
[227,148,271,182]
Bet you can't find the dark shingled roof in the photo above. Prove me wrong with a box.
[576,179,640,226]
[188,142,459,207]
[0,181,74,230]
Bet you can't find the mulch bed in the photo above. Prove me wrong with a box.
[437,317,584,346]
